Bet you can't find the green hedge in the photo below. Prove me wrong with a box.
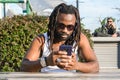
[0,14,48,71]
[0,14,92,72]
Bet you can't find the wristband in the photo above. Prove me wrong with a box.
[39,57,47,67]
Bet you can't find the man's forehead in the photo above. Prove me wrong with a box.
[57,13,76,21]
[107,18,113,21]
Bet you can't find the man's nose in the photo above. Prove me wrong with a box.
[62,27,68,32]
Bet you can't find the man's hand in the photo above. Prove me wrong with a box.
[112,33,117,37]
[47,50,70,67]
[63,53,78,70]
[111,23,116,28]
[56,51,72,69]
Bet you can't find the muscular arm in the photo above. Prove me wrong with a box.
[76,33,99,73]
[21,35,44,72]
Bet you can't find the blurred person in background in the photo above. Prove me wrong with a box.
[93,17,118,37]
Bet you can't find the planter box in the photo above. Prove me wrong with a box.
[91,37,120,69]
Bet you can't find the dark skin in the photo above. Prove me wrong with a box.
[21,13,99,73]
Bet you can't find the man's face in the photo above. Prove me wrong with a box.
[55,13,76,41]
[107,19,113,26]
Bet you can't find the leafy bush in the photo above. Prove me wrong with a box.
[0,14,92,72]
[0,14,48,71]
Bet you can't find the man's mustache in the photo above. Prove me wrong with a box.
[58,32,69,36]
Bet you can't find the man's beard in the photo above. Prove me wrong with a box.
[54,30,71,41]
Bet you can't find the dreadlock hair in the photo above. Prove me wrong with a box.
[47,3,81,50]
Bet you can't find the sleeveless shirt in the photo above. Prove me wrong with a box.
[40,32,79,72]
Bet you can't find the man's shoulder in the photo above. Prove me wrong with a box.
[80,33,87,38]
[80,33,88,42]
[79,33,90,47]
[33,33,46,43]
[37,32,48,39]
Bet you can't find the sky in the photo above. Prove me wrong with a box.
[64,0,120,33]
[0,0,120,33]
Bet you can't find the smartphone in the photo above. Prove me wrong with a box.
[59,45,72,56]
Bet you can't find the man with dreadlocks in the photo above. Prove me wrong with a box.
[21,3,99,73]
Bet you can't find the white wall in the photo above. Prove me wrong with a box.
[0,3,3,18]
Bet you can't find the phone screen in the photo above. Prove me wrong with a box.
[59,45,72,56]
